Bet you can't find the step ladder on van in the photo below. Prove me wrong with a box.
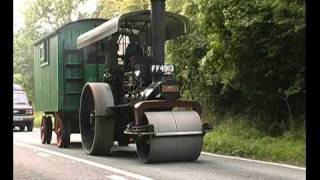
[62,49,84,106]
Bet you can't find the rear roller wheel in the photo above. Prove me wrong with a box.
[40,116,52,144]
[55,113,70,148]
[79,83,115,155]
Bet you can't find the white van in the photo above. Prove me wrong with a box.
[13,84,34,131]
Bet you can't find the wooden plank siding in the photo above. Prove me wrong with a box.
[33,19,107,113]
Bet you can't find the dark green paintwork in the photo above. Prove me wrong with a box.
[33,19,107,113]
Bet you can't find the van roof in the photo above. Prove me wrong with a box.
[32,18,107,45]
[14,84,23,91]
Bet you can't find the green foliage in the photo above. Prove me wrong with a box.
[14,0,93,100]
[33,111,43,128]
[23,0,89,33]
[97,0,149,18]
[14,28,39,99]
[203,118,305,166]
[166,0,305,130]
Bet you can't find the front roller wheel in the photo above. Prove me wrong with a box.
[79,83,115,155]
[136,111,203,163]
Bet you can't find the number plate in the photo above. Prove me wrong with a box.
[14,117,23,121]
[151,64,174,73]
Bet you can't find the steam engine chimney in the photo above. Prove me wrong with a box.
[150,0,165,80]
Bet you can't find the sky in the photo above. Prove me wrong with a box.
[14,0,98,33]
[13,0,28,32]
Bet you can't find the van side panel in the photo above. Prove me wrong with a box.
[58,21,106,112]
[34,19,106,113]
[34,35,59,112]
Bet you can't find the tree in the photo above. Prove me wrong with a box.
[167,0,305,131]
[96,0,149,18]
[14,0,94,100]
[23,0,89,33]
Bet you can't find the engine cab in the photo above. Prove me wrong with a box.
[77,10,191,104]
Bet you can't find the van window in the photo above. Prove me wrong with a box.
[40,43,45,60]
[40,40,49,66]
[13,93,28,105]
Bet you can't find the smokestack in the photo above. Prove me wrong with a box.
[151,0,165,67]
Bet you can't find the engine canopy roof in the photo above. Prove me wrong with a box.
[77,10,192,49]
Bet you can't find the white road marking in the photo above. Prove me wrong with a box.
[14,142,153,180]
[201,152,306,171]
[21,128,306,171]
[36,152,51,158]
[108,175,129,180]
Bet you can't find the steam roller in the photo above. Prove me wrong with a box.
[76,0,212,163]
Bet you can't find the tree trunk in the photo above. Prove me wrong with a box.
[283,96,294,131]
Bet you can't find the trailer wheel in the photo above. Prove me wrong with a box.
[40,116,52,144]
[79,83,115,155]
[55,113,70,148]
[27,121,34,132]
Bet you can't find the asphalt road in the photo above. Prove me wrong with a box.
[14,128,306,180]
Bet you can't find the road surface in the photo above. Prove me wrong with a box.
[14,128,306,180]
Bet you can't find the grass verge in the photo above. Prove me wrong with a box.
[203,118,305,167]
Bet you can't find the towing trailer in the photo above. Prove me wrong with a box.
[33,18,108,147]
